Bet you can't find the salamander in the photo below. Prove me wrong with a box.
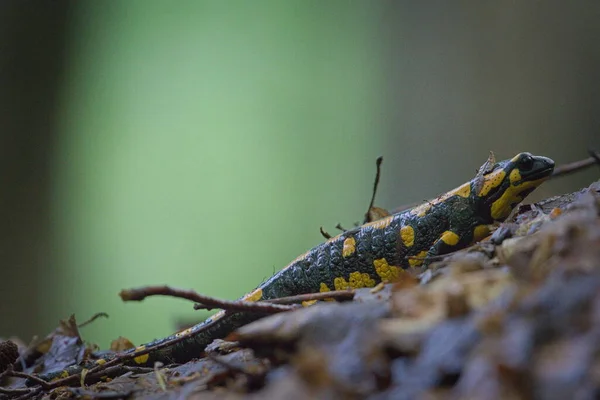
[38,152,554,381]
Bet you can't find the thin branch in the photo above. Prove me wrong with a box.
[335,223,347,232]
[364,156,384,224]
[551,152,600,178]
[265,289,355,305]
[319,226,332,239]
[78,312,109,328]
[0,386,35,395]
[120,286,296,313]
[193,288,355,310]
[35,287,352,390]
[6,370,51,389]
[12,387,42,400]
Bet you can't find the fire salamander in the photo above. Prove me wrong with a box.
[39,152,554,382]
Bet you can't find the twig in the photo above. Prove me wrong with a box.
[0,364,12,381]
[122,365,155,374]
[120,285,295,313]
[33,288,302,389]
[551,152,600,178]
[78,312,109,328]
[363,156,383,224]
[322,155,386,237]
[66,387,133,399]
[0,386,35,395]
[193,289,355,310]
[265,289,355,305]
[0,366,45,399]
[6,370,51,389]
[12,387,42,400]
[319,226,331,239]
[588,148,600,164]
[335,223,347,232]
[0,387,28,396]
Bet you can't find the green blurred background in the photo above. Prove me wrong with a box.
[0,1,598,347]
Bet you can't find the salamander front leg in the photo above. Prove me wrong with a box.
[422,230,463,265]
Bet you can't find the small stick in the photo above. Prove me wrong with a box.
[13,387,42,400]
[78,312,109,328]
[319,227,332,239]
[27,291,350,389]
[41,288,353,389]
[120,286,295,313]
[66,387,133,399]
[6,370,51,389]
[551,152,600,178]
[335,223,347,232]
[588,148,600,164]
[193,288,355,310]
[363,156,384,224]
[0,386,37,395]
[265,289,354,305]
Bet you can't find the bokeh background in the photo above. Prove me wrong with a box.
[1,1,598,347]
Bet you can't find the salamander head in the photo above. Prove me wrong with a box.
[475,152,554,222]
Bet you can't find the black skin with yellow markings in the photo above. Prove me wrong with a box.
[38,152,554,381]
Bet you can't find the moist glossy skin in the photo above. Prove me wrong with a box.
[40,152,554,381]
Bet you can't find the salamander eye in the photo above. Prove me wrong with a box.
[519,154,534,171]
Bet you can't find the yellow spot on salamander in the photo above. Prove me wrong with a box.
[408,250,427,267]
[400,225,415,247]
[95,359,107,366]
[478,170,506,197]
[473,224,491,242]
[133,346,149,365]
[333,277,346,290]
[374,258,401,282]
[454,183,471,198]
[509,169,521,183]
[319,282,335,301]
[244,288,263,302]
[342,237,356,257]
[59,370,70,379]
[363,215,393,230]
[333,271,376,290]
[491,176,549,220]
[440,231,460,246]
[301,300,318,307]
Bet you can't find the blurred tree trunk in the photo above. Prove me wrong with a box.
[0,2,70,339]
